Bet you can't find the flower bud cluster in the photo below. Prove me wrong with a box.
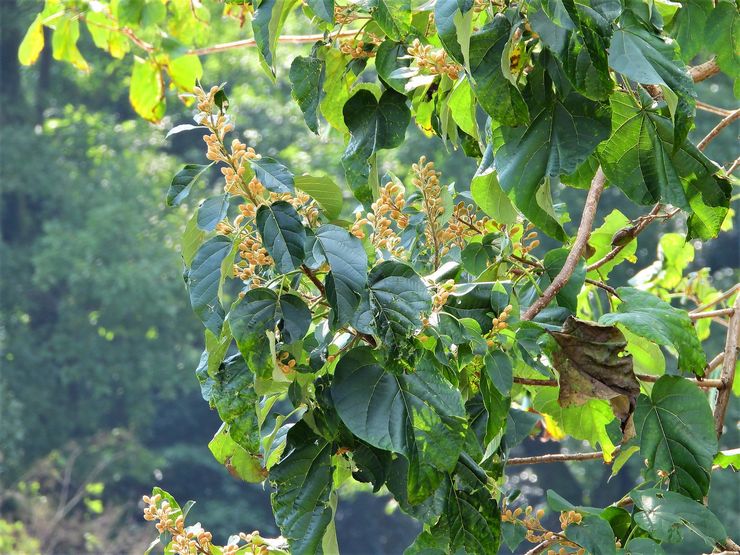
[351,181,408,256]
[447,201,491,247]
[432,279,456,311]
[276,351,297,374]
[512,222,540,254]
[414,156,449,266]
[235,235,272,283]
[407,39,461,80]
[339,33,381,59]
[334,3,360,24]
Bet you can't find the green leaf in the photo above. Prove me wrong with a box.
[18,14,45,66]
[621,538,666,555]
[470,145,517,224]
[632,376,717,500]
[368,260,431,339]
[599,287,706,375]
[484,350,513,397]
[270,422,335,555]
[290,54,324,134]
[529,0,613,100]
[167,54,202,91]
[631,488,726,545]
[321,48,355,133]
[129,56,164,122]
[447,77,479,139]
[294,174,344,220]
[251,157,295,194]
[565,515,617,555]
[494,84,610,240]
[442,482,502,553]
[256,201,306,273]
[196,194,229,231]
[550,317,639,423]
[307,0,334,23]
[182,212,206,267]
[444,284,496,333]
[435,0,473,66]
[376,41,411,94]
[209,423,265,482]
[666,0,712,62]
[544,248,585,312]
[533,387,617,458]
[252,0,300,76]
[331,348,466,503]
[705,0,740,78]
[370,0,411,40]
[187,236,234,334]
[229,288,311,348]
[313,225,368,328]
[469,16,529,127]
[52,16,89,72]
[342,89,410,204]
[166,164,212,207]
[586,209,637,279]
[608,11,695,145]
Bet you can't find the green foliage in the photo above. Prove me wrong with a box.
[18,0,740,553]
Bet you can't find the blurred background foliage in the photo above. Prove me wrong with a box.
[0,0,737,553]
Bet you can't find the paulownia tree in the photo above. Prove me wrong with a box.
[21,0,740,553]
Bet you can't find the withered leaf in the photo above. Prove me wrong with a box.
[549,317,640,426]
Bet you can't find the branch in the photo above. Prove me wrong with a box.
[508,448,620,466]
[689,58,721,82]
[728,156,740,175]
[697,108,740,151]
[713,293,740,438]
[696,101,736,118]
[188,31,359,56]
[690,307,735,320]
[512,374,726,389]
[522,168,606,321]
[691,285,740,313]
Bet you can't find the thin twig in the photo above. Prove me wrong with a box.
[188,31,359,56]
[522,169,606,320]
[508,448,620,466]
[706,352,725,374]
[691,285,739,313]
[690,308,735,320]
[585,278,619,297]
[713,294,740,438]
[524,538,560,555]
[727,156,740,175]
[697,108,740,151]
[696,101,736,117]
[689,58,721,82]
[513,375,725,389]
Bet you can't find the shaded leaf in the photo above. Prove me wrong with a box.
[253,0,300,75]
[187,236,233,334]
[256,201,306,273]
[196,194,229,231]
[290,53,324,134]
[368,260,431,339]
[166,163,212,207]
[251,156,295,194]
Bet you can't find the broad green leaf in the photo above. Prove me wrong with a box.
[187,236,233,334]
[505,407,540,447]
[166,163,212,207]
[375,41,411,93]
[598,92,731,238]
[632,376,717,500]
[599,287,706,375]
[529,0,613,100]
[52,17,89,72]
[18,14,45,65]
[493,82,610,240]
[209,424,265,482]
[444,283,496,333]
[481,352,512,443]
[608,10,695,145]
[713,449,740,470]
[469,16,529,127]
[313,224,368,328]
[484,350,513,397]
[447,76,479,139]
[631,488,726,545]
[351,441,392,491]
[368,260,431,339]
[565,515,617,555]
[256,201,306,273]
[533,387,618,459]
[550,317,639,423]
[705,0,740,78]
[586,209,637,279]
[129,56,165,122]
[229,289,311,347]
[307,0,334,23]
[370,0,411,40]
[331,348,466,503]
[252,0,300,76]
[321,48,355,133]
[290,54,324,134]
[435,0,473,66]
[544,248,585,312]
[620,538,666,555]
[294,174,344,220]
[442,482,501,553]
[196,194,229,231]
[167,54,202,91]
[270,422,335,555]
[470,145,517,224]
[622,328,665,377]
[251,156,295,194]
[342,89,410,204]
[666,0,712,62]
[182,212,206,266]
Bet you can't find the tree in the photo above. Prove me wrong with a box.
[20,0,740,553]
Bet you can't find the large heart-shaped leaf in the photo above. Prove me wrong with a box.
[313,225,368,328]
[493,76,610,240]
[342,89,410,203]
[255,201,306,274]
[469,16,529,126]
[331,348,466,502]
[368,260,431,339]
[599,287,706,375]
[632,376,717,500]
[270,422,336,555]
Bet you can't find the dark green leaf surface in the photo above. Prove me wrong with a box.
[256,201,306,273]
[368,260,431,338]
[251,156,295,194]
[187,236,233,334]
[632,376,717,500]
[166,163,211,206]
[290,54,324,133]
[196,194,229,231]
